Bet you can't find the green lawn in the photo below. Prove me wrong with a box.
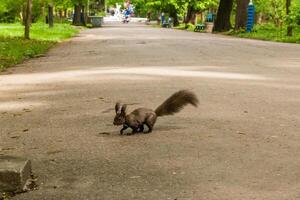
[0,23,79,71]
[175,23,197,32]
[172,23,300,44]
[226,24,300,44]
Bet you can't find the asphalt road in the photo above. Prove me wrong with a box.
[1,23,300,200]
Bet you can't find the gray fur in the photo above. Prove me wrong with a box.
[113,90,199,135]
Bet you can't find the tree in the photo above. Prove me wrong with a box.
[72,0,87,25]
[73,4,83,25]
[48,2,54,28]
[235,0,250,30]
[0,0,23,22]
[213,0,233,32]
[25,0,32,39]
[286,0,292,36]
[184,0,218,25]
[185,1,197,24]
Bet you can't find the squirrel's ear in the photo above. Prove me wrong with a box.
[121,104,127,114]
[115,102,121,113]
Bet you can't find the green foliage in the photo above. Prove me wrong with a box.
[0,36,54,70]
[0,22,79,41]
[0,0,23,22]
[228,23,300,43]
[106,0,124,7]
[175,22,196,31]
[0,22,78,70]
[131,0,148,17]
[0,0,92,23]
[253,0,300,28]
[32,0,46,22]
[106,0,218,19]
[254,0,285,26]
[289,0,300,26]
[186,0,218,12]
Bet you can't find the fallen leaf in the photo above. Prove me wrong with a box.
[10,135,20,139]
[1,147,16,151]
[47,150,63,155]
[13,113,22,117]
[98,132,110,135]
[23,108,32,112]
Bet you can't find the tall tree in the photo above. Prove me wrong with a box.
[185,3,196,24]
[235,0,250,30]
[73,3,82,25]
[24,0,32,39]
[72,0,87,26]
[286,0,292,36]
[213,0,233,32]
[48,2,54,28]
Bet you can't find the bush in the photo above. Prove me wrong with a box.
[0,0,23,23]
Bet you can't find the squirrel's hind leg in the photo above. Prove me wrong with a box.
[145,114,157,133]
[145,124,152,133]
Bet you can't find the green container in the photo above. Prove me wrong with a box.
[89,16,104,27]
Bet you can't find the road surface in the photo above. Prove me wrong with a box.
[1,23,300,199]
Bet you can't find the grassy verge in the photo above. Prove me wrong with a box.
[226,24,300,44]
[0,22,79,71]
[174,23,197,32]
[170,22,300,44]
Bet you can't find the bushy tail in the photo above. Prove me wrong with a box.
[155,90,199,117]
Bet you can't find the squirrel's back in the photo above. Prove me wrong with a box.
[155,90,199,117]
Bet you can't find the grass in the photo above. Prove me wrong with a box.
[0,22,79,70]
[170,22,300,44]
[174,23,197,32]
[226,23,300,43]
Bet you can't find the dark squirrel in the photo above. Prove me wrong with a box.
[113,90,199,135]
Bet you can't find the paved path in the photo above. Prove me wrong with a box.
[1,23,300,200]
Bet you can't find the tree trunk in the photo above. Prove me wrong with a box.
[48,4,54,28]
[286,0,293,36]
[213,0,233,32]
[157,13,161,25]
[58,9,63,21]
[63,9,67,18]
[235,0,250,30]
[81,5,86,26]
[185,5,196,24]
[22,2,27,25]
[170,10,179,26]
[24,0,32,39]
[73,4,82,25]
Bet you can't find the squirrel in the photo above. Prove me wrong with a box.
[113,90,199,135]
